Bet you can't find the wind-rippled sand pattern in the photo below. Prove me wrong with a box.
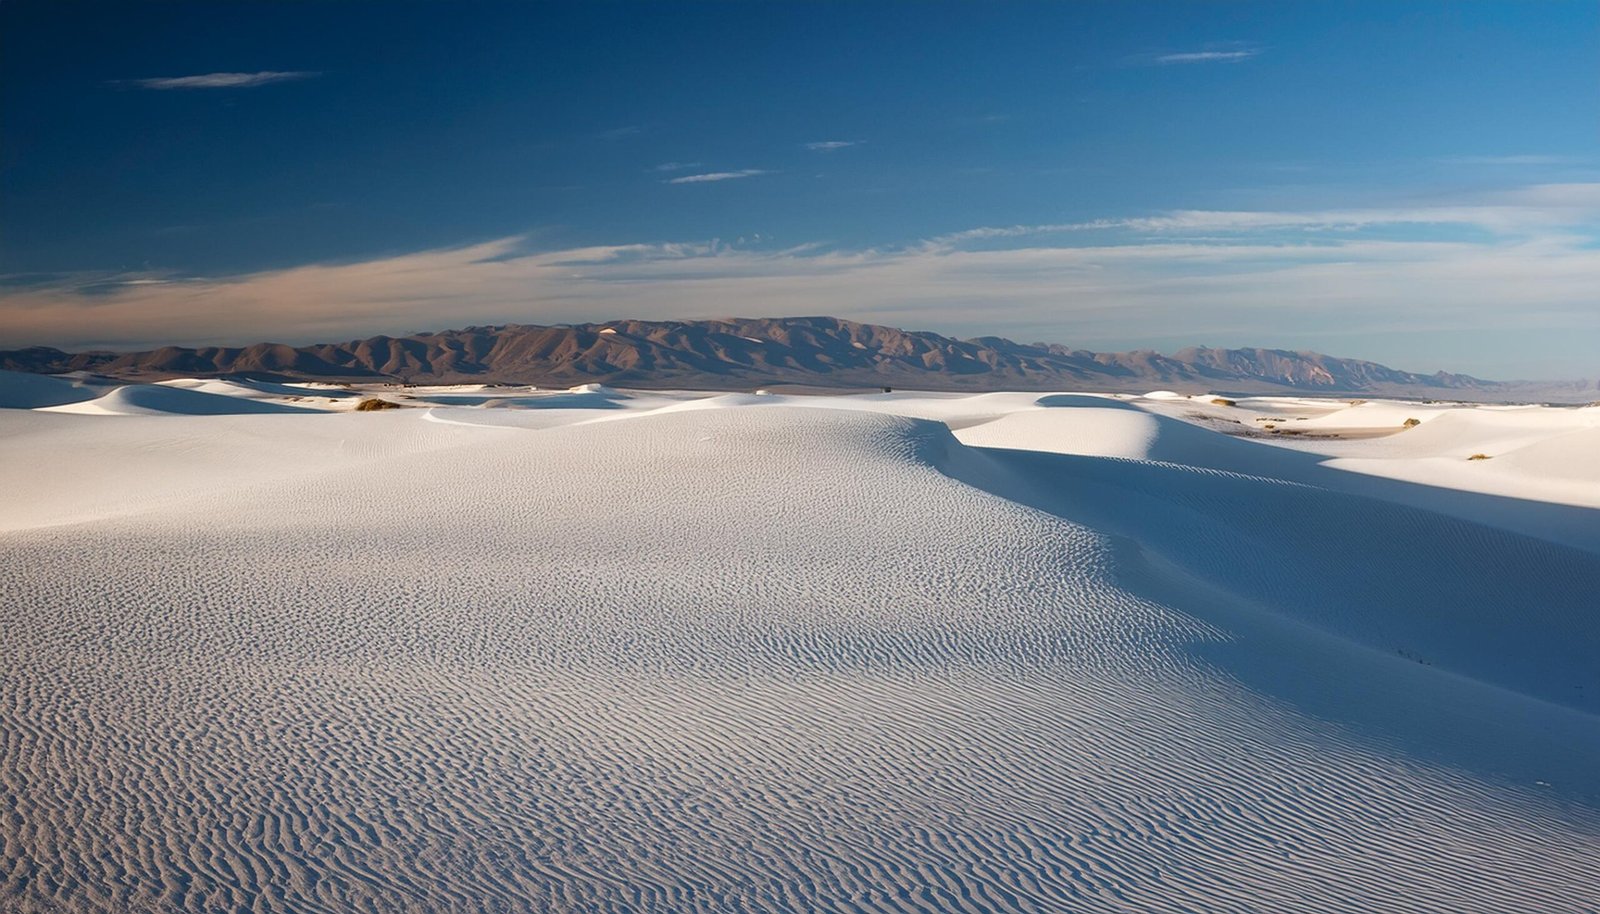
[2,406,1598,912]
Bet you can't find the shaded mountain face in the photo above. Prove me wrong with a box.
[0,316,1518,395]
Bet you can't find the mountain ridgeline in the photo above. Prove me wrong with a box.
[0,316,1518,396]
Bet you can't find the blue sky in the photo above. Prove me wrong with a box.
[1,1,1596,378]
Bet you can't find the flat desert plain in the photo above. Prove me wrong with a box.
[2,370,1598,913]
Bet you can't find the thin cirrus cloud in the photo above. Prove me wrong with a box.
[3,183,1596,379]
[113,71,321,90]
[805,141,861,152]
[665,169,769,184]
[929,184,1600,243]
[1137,47,1261,66]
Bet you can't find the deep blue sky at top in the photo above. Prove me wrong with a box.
[4,1,1593,275]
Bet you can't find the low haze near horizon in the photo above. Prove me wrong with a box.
[1,1,1595,380]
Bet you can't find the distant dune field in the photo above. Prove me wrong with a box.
[2,372,1598,913]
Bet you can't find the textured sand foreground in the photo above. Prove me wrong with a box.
[2,374,1598,913]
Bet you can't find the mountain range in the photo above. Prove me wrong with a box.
[2,317,1591,399]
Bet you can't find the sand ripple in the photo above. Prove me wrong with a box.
[2,408,1597,912]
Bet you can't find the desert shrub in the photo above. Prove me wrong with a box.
[1210,398,1236,407]
[355,398,402,411]
[1468,453,1491,460]
[1403,418,1421,427]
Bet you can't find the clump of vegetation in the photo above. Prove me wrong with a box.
[1468,453,1491,460]
[1210,397,1236,407]
[355,398,402,411]
[1403,417,1421,428]
[1185,411,1241,424]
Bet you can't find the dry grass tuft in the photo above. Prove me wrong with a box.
[355,398,402,412]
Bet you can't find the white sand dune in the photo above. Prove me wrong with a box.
[2,380,1598,913]
[43,382,325,416]
[0,409,490,533]
[159,377,363,403]
[958,394,1600,553]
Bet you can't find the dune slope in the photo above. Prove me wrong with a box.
[1,400,1597,913]
[41,382,324,416]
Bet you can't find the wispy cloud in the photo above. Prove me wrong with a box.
[931,185,1600,243]
[114,71,320,90]
[652,161,703,172]
[666,169,769,184]
[1124,45,1262,67]
[6,183,1595,377]
[805,141,861,152]
[1155,49,1259,64]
